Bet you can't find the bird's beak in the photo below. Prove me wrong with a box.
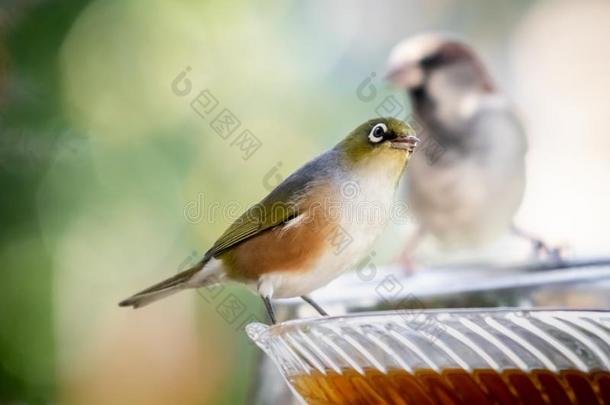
[385,62,424,89]
[391,135,420,152]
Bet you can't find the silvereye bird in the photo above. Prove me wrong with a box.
[120,118,419,323]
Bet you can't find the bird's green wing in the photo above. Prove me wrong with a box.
[204,197,298,259]
[203,151,336,260]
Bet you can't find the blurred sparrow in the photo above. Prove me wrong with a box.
[386,33,559,263]
[120,118,419,323]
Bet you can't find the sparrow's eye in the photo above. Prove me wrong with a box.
[368,123,387,144]
[420,53,442,68]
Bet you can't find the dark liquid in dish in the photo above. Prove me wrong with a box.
[291,368,610,404]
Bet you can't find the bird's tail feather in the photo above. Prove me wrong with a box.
[119,260,211,309]
[119,284,185,309]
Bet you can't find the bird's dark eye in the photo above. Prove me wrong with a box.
[420,53,443,69]
[368,123,387,143]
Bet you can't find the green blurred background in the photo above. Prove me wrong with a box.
[2,0,610,403]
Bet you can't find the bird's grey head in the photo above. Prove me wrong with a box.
[386,33,495,97]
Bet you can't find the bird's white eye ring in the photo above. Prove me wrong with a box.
[368,123,387,143]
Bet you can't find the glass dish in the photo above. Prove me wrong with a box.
[247,309,610,404]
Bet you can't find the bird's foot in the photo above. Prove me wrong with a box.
[511,225,564,263]
[261,295,276,324]
[396,251,419,275]
[396,228,426,275]
[531,238,564,262]
[301,295,329,316]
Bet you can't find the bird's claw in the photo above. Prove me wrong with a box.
[396,252,418,275]
[532,239,564,262]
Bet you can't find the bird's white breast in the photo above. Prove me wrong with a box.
[264,159,401,298]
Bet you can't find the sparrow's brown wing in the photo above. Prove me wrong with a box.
[202,151,337,261]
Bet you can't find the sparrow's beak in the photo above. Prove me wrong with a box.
[391,135,420,152]
[385,62,424,89]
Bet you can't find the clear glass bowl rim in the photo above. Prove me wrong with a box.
[247,307,610,343]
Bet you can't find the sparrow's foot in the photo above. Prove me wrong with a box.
[397,251,418,275]
[531,238,564,262]
[300,295,328,316]
[261,295,276,324]
[511,225,563,262]
[396,227,426,274]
